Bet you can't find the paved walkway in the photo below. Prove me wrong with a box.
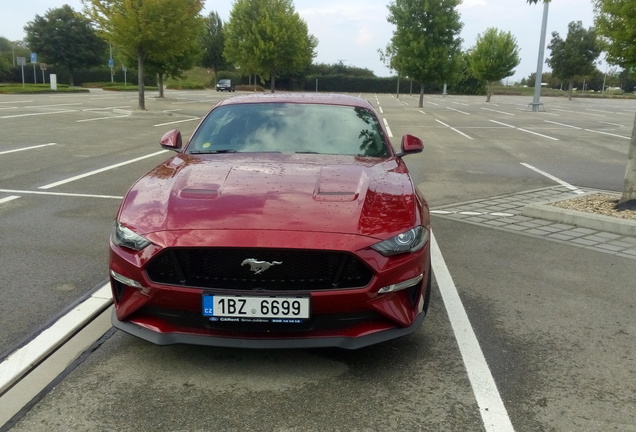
[431,186,636,260]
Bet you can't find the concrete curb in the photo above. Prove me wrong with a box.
[523,202,636,237]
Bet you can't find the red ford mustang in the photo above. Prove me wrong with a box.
[109,93,431,349]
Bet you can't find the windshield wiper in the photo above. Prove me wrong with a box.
[189,149,238,154]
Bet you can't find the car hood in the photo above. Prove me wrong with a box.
[118,153,421,240]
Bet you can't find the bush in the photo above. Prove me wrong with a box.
[235,84,266,92]
[167,81,205,90]
[0,83,88,93]
[103,85,159,91]
[605,88,625,96]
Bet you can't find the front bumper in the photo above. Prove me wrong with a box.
[112,308,426,349]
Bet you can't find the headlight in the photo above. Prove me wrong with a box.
[111,221,152,251]
[371,226,428,256]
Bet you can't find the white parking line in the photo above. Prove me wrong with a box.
[490,120,559,141]
[77,115,130,123]
[599,121,624,127]
[39,150,169,190]
[0,195,20,205]
[481,108,514,116]
[431,232,515,432]
[25,103,82,109]
[435,119,473,140]
[552,108,604,117]
[154,117,201,127]
[545,121,630,139]
[0,283,112,395]
[586,108,614,114]
[383,118,393,137]
[0,110,77,119]
[82,106,132,111]
[520,163,585,194]
[0,189,123,199]
[447,107,470,115]
[584,129,631,140]
[0,143,56,156]
[544,120,581,129]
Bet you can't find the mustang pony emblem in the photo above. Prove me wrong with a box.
[241,259,282,274]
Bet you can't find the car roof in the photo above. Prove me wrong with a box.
[215,93,376,110]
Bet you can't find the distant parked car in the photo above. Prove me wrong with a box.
[216,79,235,92]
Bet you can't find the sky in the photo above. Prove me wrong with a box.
[0,0,599,82]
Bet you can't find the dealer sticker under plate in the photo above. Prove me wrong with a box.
[202,295,310,321]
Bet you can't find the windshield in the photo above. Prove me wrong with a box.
[187,103,391,157]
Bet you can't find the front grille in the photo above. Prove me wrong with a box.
[145,247,373,291]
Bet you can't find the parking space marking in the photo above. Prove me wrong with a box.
[435,119,473,140]
[599,121,624,127]
[481,108,514,116]
[154,117,201,127]
[490,120,559,141]
[0,110,77,119]
[82,106,132,111]
[383,118,393,137]
[0,195,20,205]
[545,120,631,140]
[0,143,56,156]
[77,115,131,123]
[520,163,585,194]
[447,107,470,115]
[25,103,82,109]
[0,189,123,199]
[544,120,581,130]
[584,128,631,140]
[552,108,605,117]
[38,150,169,190]
[431,232,516,432]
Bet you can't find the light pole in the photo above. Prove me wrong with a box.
[530,1,549,112]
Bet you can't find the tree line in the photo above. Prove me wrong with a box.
[1,0,634,105]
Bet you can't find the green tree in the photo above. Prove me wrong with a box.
[24,5,105,86]
[386,0,463,108]
[0,37,13,78]
[0,56,10,80]
[83,0,204,110]
[224,0,317,93]
[452,52,487,96]
[547,21,601,100]
[200,11,227,84]
[468,28,520,102]
[594,0,636,208]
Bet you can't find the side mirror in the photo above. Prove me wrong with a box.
[160,129,183,151]
[396,134,423,157]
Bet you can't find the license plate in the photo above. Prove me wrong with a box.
[202,295,310,319]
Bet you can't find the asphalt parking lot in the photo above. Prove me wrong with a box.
[1,90,635,431]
